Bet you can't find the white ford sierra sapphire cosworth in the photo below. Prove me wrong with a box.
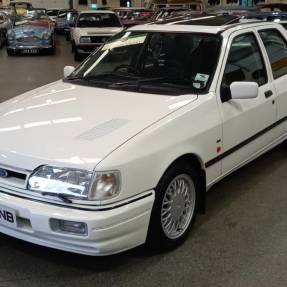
[0,19,287,256]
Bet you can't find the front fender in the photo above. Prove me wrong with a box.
[95,93,222,204]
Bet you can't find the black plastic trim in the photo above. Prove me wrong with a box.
[205,116,287,168]
[0,189,153,212]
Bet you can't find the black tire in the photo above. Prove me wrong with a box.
[74,49,82,61]
[71,41,75,53]
[0,32,5,49]
[6,49,13,56]
[145,160,200,253]
[48,47,55,55]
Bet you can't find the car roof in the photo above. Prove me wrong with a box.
[129,20,279,34]
[79,10,116,14]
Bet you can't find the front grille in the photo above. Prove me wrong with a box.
[0,166,29,189]
[5,170,26,180]
[17,37,39,43]
[90,36,110,44]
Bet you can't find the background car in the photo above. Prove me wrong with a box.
[6,24,55,56]
[0,11,13,34]
[46,8,60,22]
[63,10,78,41]
[207,5,259,16]
[7,9,55,56]
[150,1,204,11]
[257,3,287,12]
[114,8,154,27]
[150,7,205,22]
[71,10,123,61]
[55,9,77,34]
[0,27,6,49]
[0,7,16,23]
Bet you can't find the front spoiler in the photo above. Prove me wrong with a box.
[0,190,155,256]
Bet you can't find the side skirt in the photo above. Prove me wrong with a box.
[206,132,287,191]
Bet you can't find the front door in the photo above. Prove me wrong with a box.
[217,30,277,175]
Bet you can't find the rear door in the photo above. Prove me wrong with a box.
[216,29,277,174]
[257,26,287,139]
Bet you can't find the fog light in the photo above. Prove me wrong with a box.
[50,219,88,236]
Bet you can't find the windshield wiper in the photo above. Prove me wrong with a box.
[108,76,165,88]
[65,76,84,81]
[41,192,74,203]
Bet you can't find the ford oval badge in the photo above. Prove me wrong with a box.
[0,169,8,178]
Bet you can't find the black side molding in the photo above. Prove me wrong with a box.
[205,116,287,168]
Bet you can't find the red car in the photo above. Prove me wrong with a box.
[16,9,55,30]
[114,8,154,27]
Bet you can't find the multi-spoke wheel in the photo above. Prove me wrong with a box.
[161,174,196,240]
[146,161,200,252]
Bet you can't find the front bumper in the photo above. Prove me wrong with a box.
[76,43,102,54]
[7,45,53,54]
[0,190,154,256]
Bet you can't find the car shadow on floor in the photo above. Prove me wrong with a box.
[0,233,149,271]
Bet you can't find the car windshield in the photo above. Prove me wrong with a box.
[47,10,59,17]
[66,31,221,95]
[58,11,71,18]
[77,13,121,27]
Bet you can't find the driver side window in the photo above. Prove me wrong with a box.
[222,33,267,87]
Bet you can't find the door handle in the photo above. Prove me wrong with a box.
[265,90,273,98]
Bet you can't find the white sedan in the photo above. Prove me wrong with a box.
[0,19,287,255]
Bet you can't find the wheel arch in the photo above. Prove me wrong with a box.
[158,153,206,214]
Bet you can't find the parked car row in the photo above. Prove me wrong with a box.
[1,2,287,61]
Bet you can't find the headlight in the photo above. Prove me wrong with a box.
[28,166,92,199]
[7,31,15,41]
[80,36,91,43]
[42,32,51,40]
[28,166,121,201]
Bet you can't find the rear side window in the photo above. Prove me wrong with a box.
[222,33,267,86]
[259,29,287,79]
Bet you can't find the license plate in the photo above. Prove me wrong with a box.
[0,205,16,228]
[22,49,39,54]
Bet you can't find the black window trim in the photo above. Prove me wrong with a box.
[220,31,269,102]
[258,27,287,80]
[67,31,223,95]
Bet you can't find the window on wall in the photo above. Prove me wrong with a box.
[222,33,267,87]
[79,0,88,5]
[259,29,287,79]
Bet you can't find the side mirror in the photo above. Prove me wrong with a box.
[63,66,75,78]
[230,82,259,100]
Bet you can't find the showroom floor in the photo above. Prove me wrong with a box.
[1,36,287,287]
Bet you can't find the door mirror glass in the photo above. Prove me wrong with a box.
[63,66,75,78]
[230,81,258,100]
